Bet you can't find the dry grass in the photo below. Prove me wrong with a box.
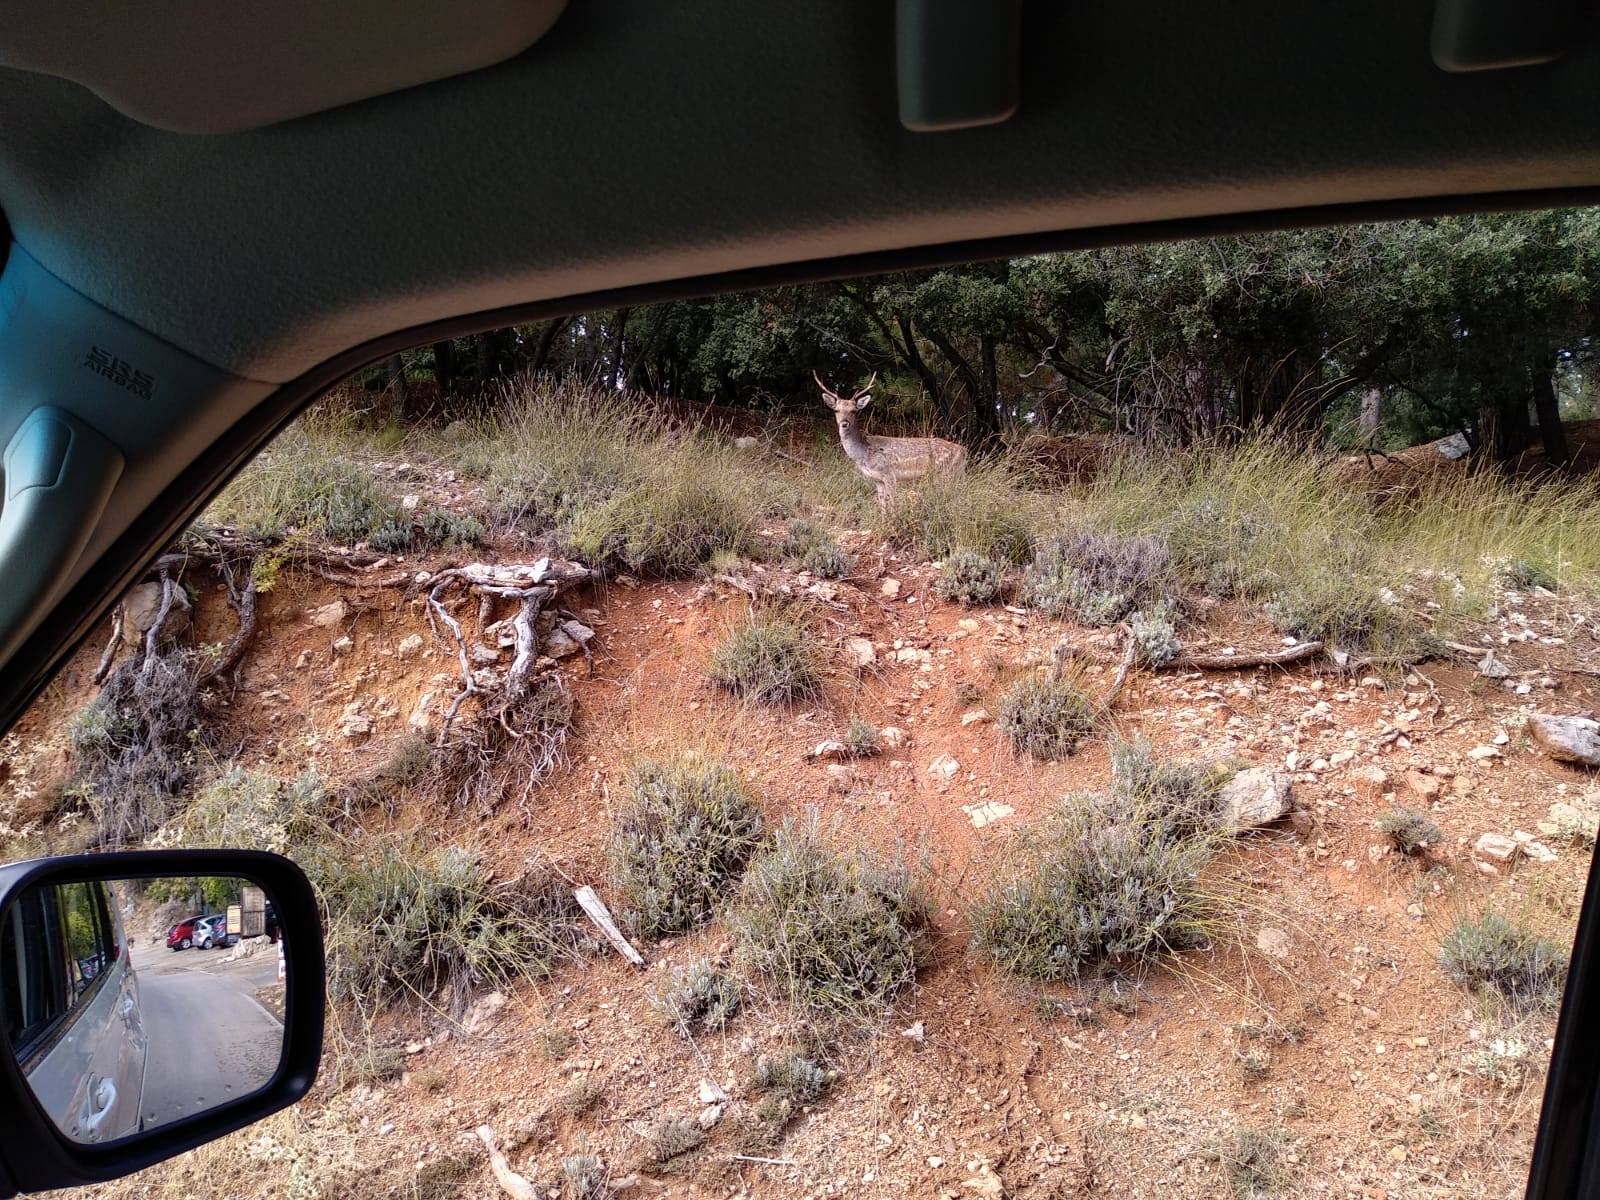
[708,609,824,704]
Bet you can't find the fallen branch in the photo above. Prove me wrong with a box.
[198,567,258,686]
[732,1154,799,1166]
[574,885,645,967]
[1098,633,1139,714]
[473,1126,539,1200]
[93,607,124,684]
[139,571,178,677]
[1161,640,1324,671]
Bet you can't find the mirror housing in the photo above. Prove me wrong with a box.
[0,849,323,1196]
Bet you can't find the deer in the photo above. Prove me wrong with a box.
[815,371,967,508]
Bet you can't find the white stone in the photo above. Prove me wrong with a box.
[961,801,1013,828]
[879,727,909,749]
[1255,927,1292,959]
[812,740,850,760]
[396,633,424,659]
[959,709,991,727]
[844,636,877,668]
[927,754,960,782]
[1217,767,1294,834]
[307,598,348,628]
[1528,714,1600,768]
[1473,832,1520,863]
[880,578,901,598]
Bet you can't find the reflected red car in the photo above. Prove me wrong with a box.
[165,917,203,951]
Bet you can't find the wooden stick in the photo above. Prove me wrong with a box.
[473,1126,538,1200]
[1099,633,1139,713]
[732,1154,799,1166]
[574,886,645,967]
[1161,640,1324,671]
[93,607,124,684]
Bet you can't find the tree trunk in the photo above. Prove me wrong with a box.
[609,308,632,388]
[1358,387,1382,439]
[432,340,457,398]
[1530,356,1569,469]
[383,355,407,425]
[1473,393,1532,470]
[529,317,568,375]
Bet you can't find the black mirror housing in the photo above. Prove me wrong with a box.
[0,849,323,1196]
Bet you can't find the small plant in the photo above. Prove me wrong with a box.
[1264,580,1386,648]
[560,1144,611,1200]
[608,756,766,938]
[416,506,488,549]
[935,549,1005,605]
[1022,532,1177,625]
[970,790,1221,981]
[1220,1126,1291,1199]
[754,1050,834,1104]
[1375,806,1443,855]
[557,1075,604,1115]
[1502,557,1558,591]
[1129,609,1181,666]
[1439,911,1568,1011]
[1109,737,1230,837]
[652,957,743,1037]
[648,1116,706,1165]
[343,1045,405,1087]
[412,1151,475,1200]
[875,461,1039,564]
[709,611,824,704]
[842,716,881,758]
[783,519,851,579]
[731,814,929,1022]
[348,734,436,811]
[998,669,1096,761]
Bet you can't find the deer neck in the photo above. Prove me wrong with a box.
[836,421,872,465]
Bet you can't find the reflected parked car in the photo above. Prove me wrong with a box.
[192,915,232,950]
[0,880,147,1143]
[166,917,202,951]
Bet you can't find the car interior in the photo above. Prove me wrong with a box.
[1,2,1599,1196]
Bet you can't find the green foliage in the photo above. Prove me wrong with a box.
[1439,911,1568,1012]
[172,767,332,855]
[842,716,880,758]
[1221,1127,1291,1199]
[1108,737,1232,837]
[1022,532,1177,625]
[732,815,929,1023]
[875,461,1039,564]
[754,1050,834,1104]
[416,506,487,549]
[935,549,1005,605]
[997,670,1096,761]
[1375,806,1443,855]
[782,519,851,579]
[709,611,823,704]
[1129,609,1181,666]
[608,756,766,939]
[648,1116,706,1165]
[1502,556,1558,591]
[651,957,743,1037]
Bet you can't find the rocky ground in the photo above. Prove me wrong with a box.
[7,501,1600,1199]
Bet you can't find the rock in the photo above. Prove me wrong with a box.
[1512,831,1558,863]
[902,1021,926,1043]
[561,619,596,646]
[1473,832,1520,863]
[337,703,373,741]
[396,633,424,659]
[400,493,421,512]
[927,754,960,782]
[961,800,1013,828]
[543,620,595,661]
[462,991,508,1035]
[960,1161,1004,1200]
[1432,431,1471,460]
[1255,927,1291,959]
[307,598,348,628]
[697,1103,724,1130]
[1477,650,1511,679]
[1217,767,1294,834]
[732,435,760,451]
[1401,770,1443,801]
[1351,765,1389,799]
[879,726,909,750]
[120,581,192,647]
[1528,714,1600,768]
[332,635,354,656]
[1466,744,1503,760]
[824,764,855,792]
[844,636,877,668]
[697,1079,729,1105]
[471,643,500,665]
[880,578,901,598]
[1539,799,1600,844]
[959,709,991,727]
[294,649,313,669]
[812,740,850,760]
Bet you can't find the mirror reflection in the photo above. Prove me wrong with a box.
[0,874,285,1143]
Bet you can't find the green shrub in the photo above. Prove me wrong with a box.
[652,957,743,1037]
[173,767,332,855]
[1501,557,1558,591]
[876,462,1038,564]
[207,425,404,544]
[304,837,583,1011]
[709,612,823,704]
[1221,1126,1291,1199]
[69,652,207,848]
[843,716,880,758]
[609,756,765,938]
[1108,737,1231,838]
[1129,609,1181,666]
[560,1148,611,1200]
[1375,806,1442,855]
[782,520,851,579]
[970,788,1223,982]
[935,549,1005,605]
[1022,532,1177,625]
[754,1050,834,1104]
[1438,911,1568,1011]
[416,506,487,549]
[732,815,929,1022]
[997,670,1096,761]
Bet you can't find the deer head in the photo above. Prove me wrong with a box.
[815,370,875,438]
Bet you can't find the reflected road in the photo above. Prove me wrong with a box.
[128,939,283,1129]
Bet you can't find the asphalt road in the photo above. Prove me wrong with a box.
[128,939,284,1130]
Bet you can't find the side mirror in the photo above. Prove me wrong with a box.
[0,850,323,1195]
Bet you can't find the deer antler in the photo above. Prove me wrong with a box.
[851,371,878,400]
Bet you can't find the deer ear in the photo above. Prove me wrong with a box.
[854,393,872,411]
[818,391,837,411]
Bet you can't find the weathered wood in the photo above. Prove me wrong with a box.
[1100,633,1139,711]
[93,607,124,684]
[473,1126,539,1200]
[574,885,645,967]
[198,573,258,686]
[1161,640,1324,671]
[139,572,177,676]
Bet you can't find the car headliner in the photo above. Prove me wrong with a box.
[2,0,1600,387]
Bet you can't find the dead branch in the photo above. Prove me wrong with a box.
[1160,640,1324,671]
[1100,633,1139,712]
[198,571,258,686]
[574,885,645,967]
[139,571,177,677]
[473,1126,539,1200]
[93,607,124,684]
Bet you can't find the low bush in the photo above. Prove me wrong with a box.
[648,1116,706,1165]
[875,461,1039,564]
[1375,806,1442,855]
[1128,609,1181,666]
[935,549,1005,605]
[69,652,207,848]
[305,837,584,1011]
[970,786,1224,982]
[1109,737,1231,838]
[754,1050,834,1104]
[709,611,824,704]
[609,757,765,938]
[842,716,880,758]
[560,1148,611,1200]
[172,767,332,855]
[732,815,929,1022]
[782,520,851,579]
[652,957,743,1037]
[997,669,1096,761]
[1022,532,1178,625]
[1221,1126,1291,1199]
[1500,556,1559,591]
[416,506,487,549]
[1438,911,1568,1012]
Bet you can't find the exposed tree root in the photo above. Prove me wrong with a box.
[1160,640,1325,671]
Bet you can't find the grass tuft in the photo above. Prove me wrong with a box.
[782,519,852,579]
[875,461,1040,564]
[1375,806,1443,855]
[842,716,881,758]
[651,957,743,1037]
[732,814,929,1023]
[609,756,766,938]
[997,669,1096,761]
[709,611,824,704]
